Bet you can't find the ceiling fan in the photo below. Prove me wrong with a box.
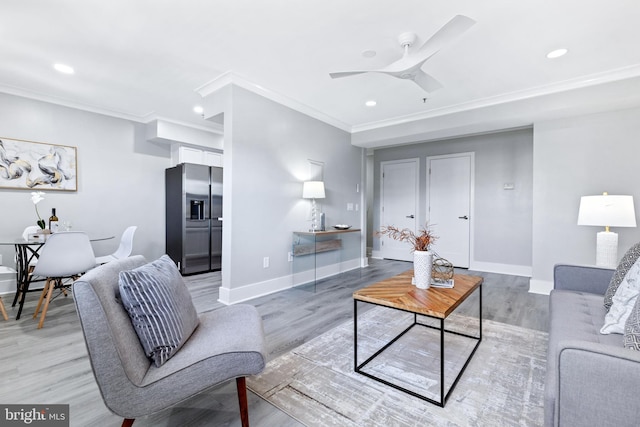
[329,15,476,93]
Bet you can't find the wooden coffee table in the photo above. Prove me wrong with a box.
[353,270,483,407]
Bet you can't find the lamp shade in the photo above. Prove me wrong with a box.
[302,181,325,199]
[577,194,637,227]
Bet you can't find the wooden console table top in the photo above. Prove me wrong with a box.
[293,228,361,236]
[353,270,483,318]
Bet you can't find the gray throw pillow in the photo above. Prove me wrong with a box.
[119,255,199,367]
[605,242,640,311]
[624,294,640,351]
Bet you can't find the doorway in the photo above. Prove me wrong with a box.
[379,159,419,261]
[427,153,474,268]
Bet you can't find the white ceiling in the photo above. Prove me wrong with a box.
[2,1,640,148]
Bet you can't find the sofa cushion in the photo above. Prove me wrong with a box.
[601,257,640,334]
[624,294,640,350]
[547,290,621,391]
[545,289,621,426]
[605,242,640,311]
[119,255,199,367]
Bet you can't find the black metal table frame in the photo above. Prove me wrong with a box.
[353,284,482,407]
[11,242,45,320]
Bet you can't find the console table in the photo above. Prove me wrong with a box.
[292,228,361,291]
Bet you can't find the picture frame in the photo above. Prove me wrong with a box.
[308,159,324,181]
[0,137,77,191]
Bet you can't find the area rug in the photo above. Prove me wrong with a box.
[247,307,548,426]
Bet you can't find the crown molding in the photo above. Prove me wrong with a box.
[6,63,639,142]
[351,64,640,134]
[0,84,223,136]
[0,83,151,123]
[195,71,352,132]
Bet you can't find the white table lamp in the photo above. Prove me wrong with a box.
[578,193,636,268]
[303,181,325,232]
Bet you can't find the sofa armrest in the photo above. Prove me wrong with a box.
[555,341,640,427]
[553,264,614,295]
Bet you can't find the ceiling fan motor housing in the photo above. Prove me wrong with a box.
[398,32,417,48]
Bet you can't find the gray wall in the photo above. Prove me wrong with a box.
[0,88,363,302]
[531,106,640,292]
[372,128,533,274]
[0,93,170,293]
[208,86,362,301]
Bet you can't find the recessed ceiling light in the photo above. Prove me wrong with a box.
[362,50,377,58]
[193,105,204,114]
[546,48,568,59]
[53,63,74,74]
[365,100,377,107]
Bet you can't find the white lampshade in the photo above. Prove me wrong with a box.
[302,181,325,199]
[578,194,636,268]
[577,195,636,228]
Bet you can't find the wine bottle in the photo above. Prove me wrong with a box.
[49,208,59,233]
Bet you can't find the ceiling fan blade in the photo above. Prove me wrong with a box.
[329,71,370,79]
[412,70,443,93]
[417,15,476,59]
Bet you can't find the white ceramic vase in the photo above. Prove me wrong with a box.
[413,250,433,289]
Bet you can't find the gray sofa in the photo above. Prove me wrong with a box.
[545,264,640,427]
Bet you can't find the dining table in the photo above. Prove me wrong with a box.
[0,232,114,320]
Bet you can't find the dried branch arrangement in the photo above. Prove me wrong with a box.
[376,224,437,252]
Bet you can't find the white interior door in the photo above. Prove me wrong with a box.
[380,159,419,261]
[427,153,473,268]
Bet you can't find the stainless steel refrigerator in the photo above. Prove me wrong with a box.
[165,163,223,274]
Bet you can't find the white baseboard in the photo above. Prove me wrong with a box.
[218,258,362,305]
[528,278,553,295]
[218,273,292,305]
[470,261,532,277]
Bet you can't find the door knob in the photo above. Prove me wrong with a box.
[406,214,415,218]
[458,215,469,220]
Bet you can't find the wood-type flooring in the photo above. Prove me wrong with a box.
[0,258,548,426]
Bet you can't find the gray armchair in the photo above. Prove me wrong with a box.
[73,255,266,427]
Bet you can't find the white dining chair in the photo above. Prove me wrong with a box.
[11,226,43,309]
[0,268,11,320]
[31,232,96,329]
[19,225,41,268]
[95,226,137,265]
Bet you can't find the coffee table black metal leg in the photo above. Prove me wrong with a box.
[440,317,445,406]
[353,299,358,370]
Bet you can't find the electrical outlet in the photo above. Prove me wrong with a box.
[288,252,293,262]
[347,203,354,211]
[263,257,270,268]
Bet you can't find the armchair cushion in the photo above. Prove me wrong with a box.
[119,255,199,367]
[605,242,640,311]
